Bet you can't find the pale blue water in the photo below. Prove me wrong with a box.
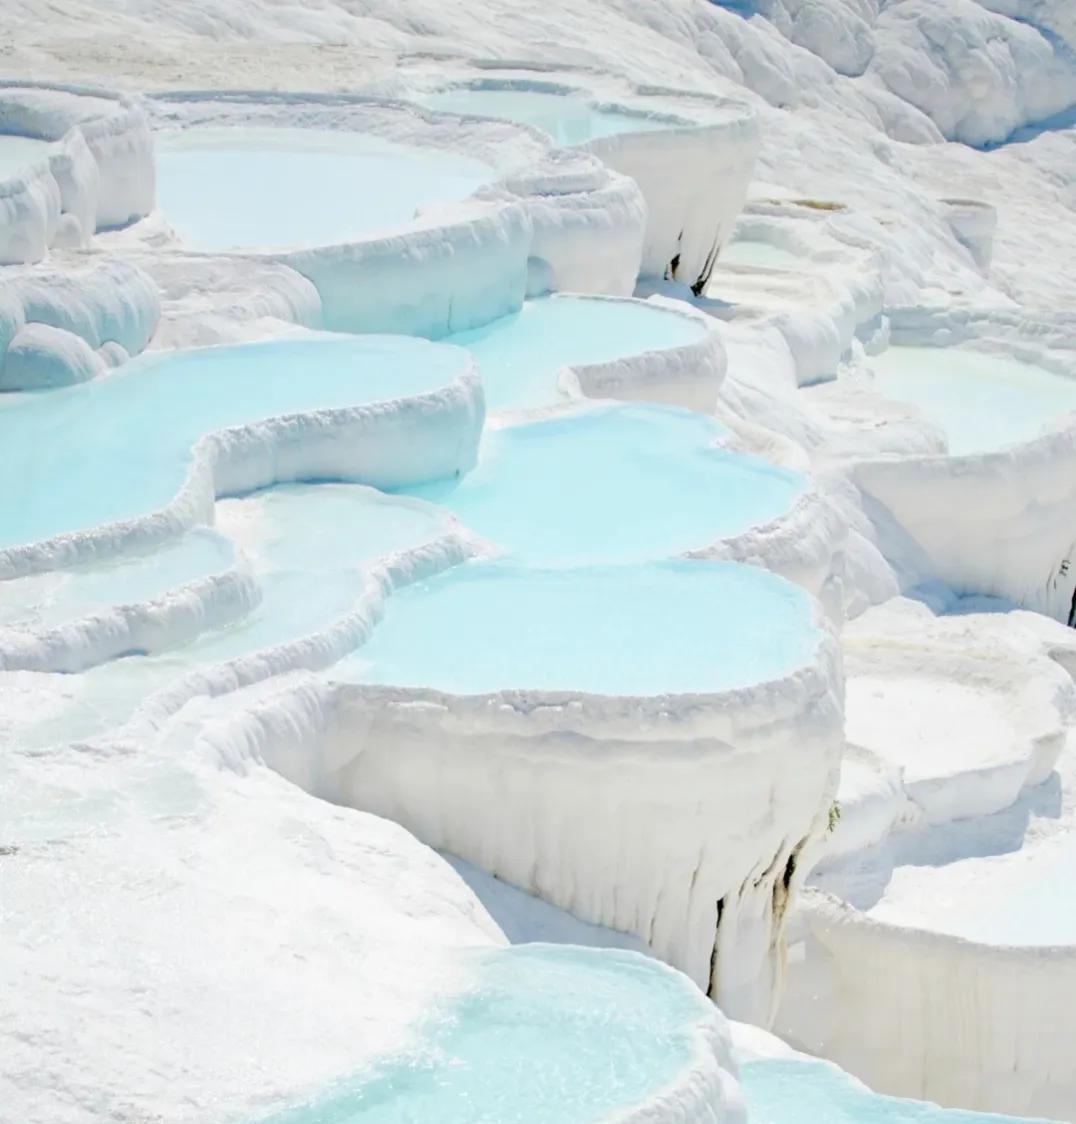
[155,127,493,251]
[871,346,1076,455]
[184,486,449,665]
[222,484,447,573]
[447,297,707,412]
[0,527,235,630]
[740,1058,1055,1123]
[417,89,676,147]
[340,559,818,695]
[404,404,805,563]
[0,134,52,176]
[719,240,806,270]
[259,945,706,1124]
[10,484,449,751]
[0,335,469,550]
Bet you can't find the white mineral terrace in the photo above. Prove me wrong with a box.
[4,3,1076,1122]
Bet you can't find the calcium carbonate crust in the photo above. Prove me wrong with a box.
[610,987,747,1124]
[250,602,842,1026]
[0,81,154,264]
[778,889,1076,1120]
[369,63,761,294]
[0,294,838,700]
[0,346,484,580]
[548,292,729,414]
[0,566,260,674]
[0,256,160,388]
[778,599,1076,1120]
[1,13,1069,1124]
[133,79,757,337]
[853,370,1076,618]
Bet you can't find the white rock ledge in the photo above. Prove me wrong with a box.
[377,64,760,294]
[938,198,998,272]
[249,610,843,1026]
[0,257,160,389]
[842,632,1072,825]
[778,889,1076,1120]
[552,293,729,414]
[686,489,847,620]
[0,567,260,674]
[0,351,484,581]
[613,984,746,1124]
[145,91,557,335]
[853,413,1076,620]
[0,81,154,264]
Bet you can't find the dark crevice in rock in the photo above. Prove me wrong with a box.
[707,895,726,999]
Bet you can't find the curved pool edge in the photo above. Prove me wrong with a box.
[236,580,842,1023]
[143,91,630,337]
[0,255,161,389]
[0,80,154,264]
[255,943,746,1124]
[136,78,758,339]
[0,343,485,581]
[374,63,760,293]
[852,414,1076,619]
[685,487,845,616]
[777,888,1076,1120]
[0,563,259,674]
[549,293,728,414]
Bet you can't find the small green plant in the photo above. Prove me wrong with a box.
[826,801,842,834]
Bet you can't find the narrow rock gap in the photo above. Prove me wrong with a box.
[707,895,726,1000]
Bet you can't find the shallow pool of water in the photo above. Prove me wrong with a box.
[155,126,494,251]
[0,528,236,631]
[341,558,818,695]
[260,945,706,1124]
[4,485,450,750]
[0,134,53,176]
[417,89,675,147]
[185,486,450,666]
[405,404,804,563]
[740,1058,1052,1123]
[871,346,1076,455]
[718,239,806,270]
[447,296,707,412]
[0,335,469,550]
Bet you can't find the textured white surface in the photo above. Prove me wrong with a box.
[4,1,1076,1120]
[0,256,160,386]
[780,600,1076,1119]
[0,83,153,262]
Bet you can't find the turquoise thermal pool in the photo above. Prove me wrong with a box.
[155,126,494,250]
[739,1058,1055,1124]
[4,484,450,751]
[340,559,819,695]
[0,335,471,550]
[871,345,1076,455]
[218,483,448,575]
[447,296,708,412]
[0,134,53,176]
[164,485,448,666]
[718,239,807,270]
[405,404,805,563]
[0,527,235,632]
[260,944,708,1124]
[416,88,676,147]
